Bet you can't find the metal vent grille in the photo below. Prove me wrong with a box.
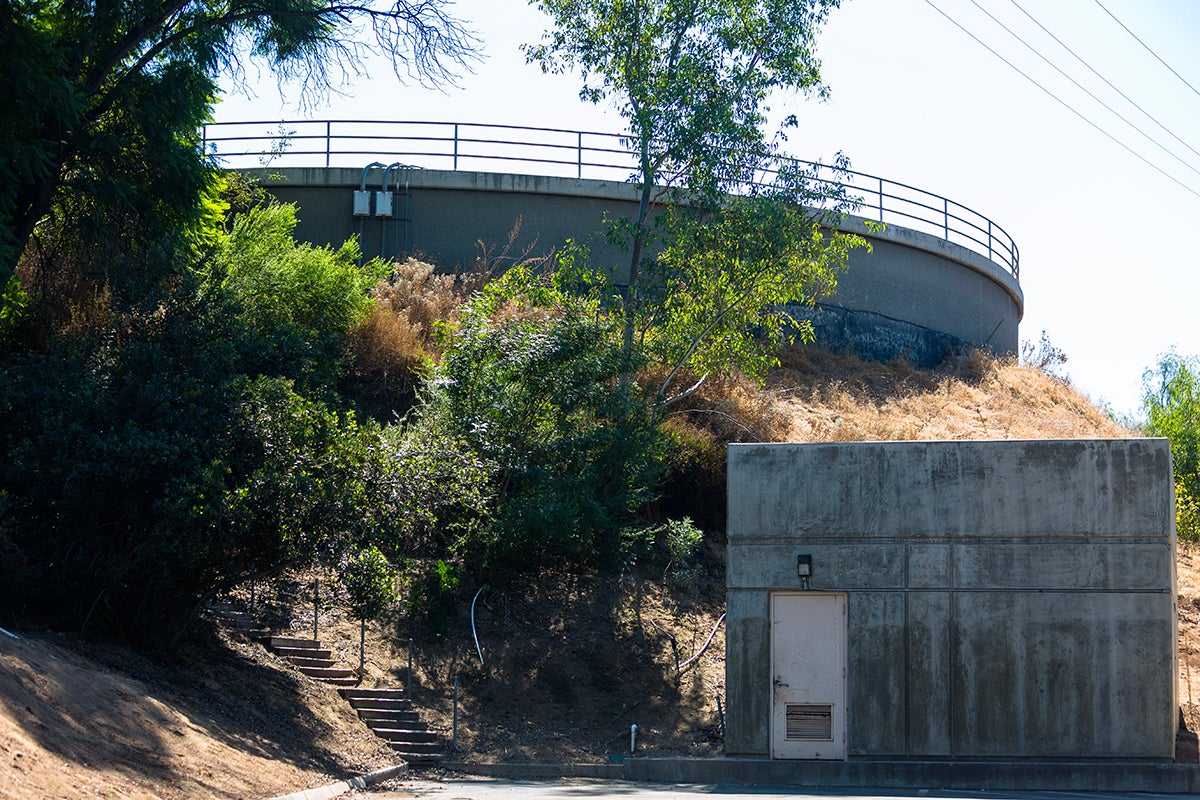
[786,704,833,741]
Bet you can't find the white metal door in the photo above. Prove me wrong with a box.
[770,592,847,759]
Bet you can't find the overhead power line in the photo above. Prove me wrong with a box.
[1092,0,1200,101]
[967,0,1200,180]
[1008,0,1200,164]
[921,0,1200,201]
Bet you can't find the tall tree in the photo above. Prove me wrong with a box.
[525,0,861,406]
[0,0,477,305]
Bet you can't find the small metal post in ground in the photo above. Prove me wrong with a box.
[312,578,319,642]
[359,619,366,681]
[452,675,459,751]
[407,639,413,697]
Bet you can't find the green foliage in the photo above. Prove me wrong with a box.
[526,0,860,403]
[213,203,388,389]
[0,274,28,347]
[0,0,476,284]
[620,516,703,588]
[405,558,461,638]
[1177,481,1200,544]
[340,546,399,622]
[1143,351,1200,500]
[644,190,860,397]
[414,267,666,573]
[526,0,840,197]
[0,232,403,641]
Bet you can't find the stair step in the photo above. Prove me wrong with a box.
[338,687,407,699]
[235,627,273,638]
[315,675,360,686]
[357,709,420,723]
[370,727,438,744]
[268,636,321,649]
[345,697,412,711]
[272,646,332,660]
[395,753,444,766]
[389,741,444,755]
[286,655,336,668]
[297,665,356,679]
[214,609,257,620]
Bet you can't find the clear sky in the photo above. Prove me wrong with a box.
[213,0,1200,419]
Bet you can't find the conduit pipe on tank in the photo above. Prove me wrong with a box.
[353,161,386,217]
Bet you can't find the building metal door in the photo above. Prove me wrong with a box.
[770,592,847,759]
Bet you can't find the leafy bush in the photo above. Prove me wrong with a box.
[1178,482,1200,544]
[621,517,703,586]
[213,203,389,390]
[411,266,667,574]
[1142,351,1200,541]
[0,210,404,641]
[340,546,399,622]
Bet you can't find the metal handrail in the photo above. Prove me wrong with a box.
[202,119,1019,280]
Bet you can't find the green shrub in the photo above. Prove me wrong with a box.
[340,546,399,622]
[417,284,666,573]
[213,203,389,390]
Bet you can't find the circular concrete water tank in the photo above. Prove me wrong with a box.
[242,165,1022,365]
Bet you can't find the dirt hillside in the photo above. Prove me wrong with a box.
[4,347,1183,800]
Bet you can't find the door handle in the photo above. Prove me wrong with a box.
[774,677,789,688]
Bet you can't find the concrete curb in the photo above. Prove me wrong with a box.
[268,763,408,800]
[442,761,623,780]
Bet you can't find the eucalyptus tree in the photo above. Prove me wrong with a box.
[525,0,862,407]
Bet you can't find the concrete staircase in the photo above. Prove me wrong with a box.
[262,636,358,686]
[208,602,444,763]
[339,687,443,764]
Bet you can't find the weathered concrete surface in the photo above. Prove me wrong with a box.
[240,167,1022,356]
[726,439,1177,760]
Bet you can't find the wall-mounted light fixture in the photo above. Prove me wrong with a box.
[797,554,813,590]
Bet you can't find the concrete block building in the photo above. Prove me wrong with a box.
[725,439,1177,760]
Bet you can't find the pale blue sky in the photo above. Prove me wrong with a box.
[214,0,1200,419]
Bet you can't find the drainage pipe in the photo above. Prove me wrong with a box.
[470,585,487,666]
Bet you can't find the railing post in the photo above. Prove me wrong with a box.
[988,219,993,261]
[312,578,319,642]
[878,177,884,223]
[453,123,459,171]
[325,121,331,168]
[578,131,583,179]
[943,197,949,240]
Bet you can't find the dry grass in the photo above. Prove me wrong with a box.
[769,346,1131,442]
[343,258,484,418]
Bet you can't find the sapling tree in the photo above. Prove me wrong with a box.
[340,545,399,677]
[525,0,863,406]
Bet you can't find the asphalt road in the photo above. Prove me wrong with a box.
[372,777,1200,799]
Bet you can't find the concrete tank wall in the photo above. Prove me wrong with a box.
[725,439,1177,760]
[243,167,1023,356]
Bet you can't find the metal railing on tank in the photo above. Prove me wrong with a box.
[202,119,1019,280]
